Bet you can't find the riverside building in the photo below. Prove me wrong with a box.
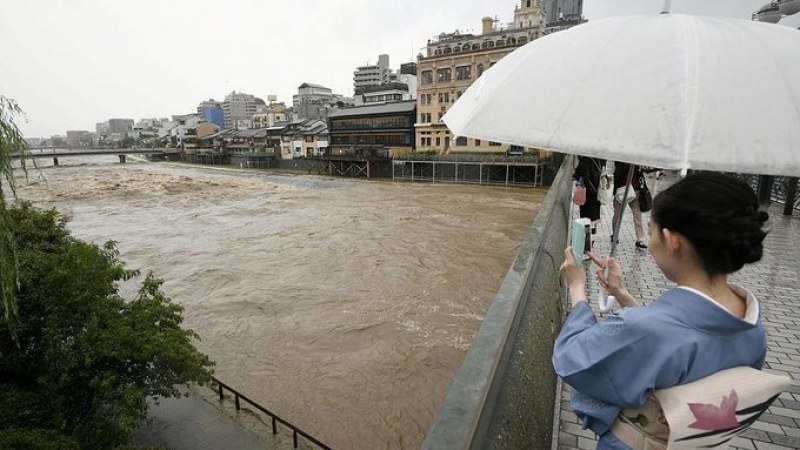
[416,0,581,155]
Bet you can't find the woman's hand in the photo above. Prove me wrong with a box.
[587,253,641,307]
[561,248,587,306]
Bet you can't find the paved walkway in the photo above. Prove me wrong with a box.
[131,385,313,450]
[554,173,800,450]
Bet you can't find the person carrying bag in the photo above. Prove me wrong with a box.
[638,172,653,213]
[555,173,787,450]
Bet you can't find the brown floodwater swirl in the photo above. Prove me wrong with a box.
[16,157,545,449]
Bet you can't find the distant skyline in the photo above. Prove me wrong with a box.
[2,0,798,138]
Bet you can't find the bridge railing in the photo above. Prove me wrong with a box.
[422,155,573,449]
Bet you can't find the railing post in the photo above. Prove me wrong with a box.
[218,381,224,401]
[293,430,299,448]
[785,177,798,216]
[234,393,240,411]
[272,417,277,434]
[757,175,775,207]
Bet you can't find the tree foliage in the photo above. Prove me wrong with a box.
[0,202,214,449]
[0,95,32,325]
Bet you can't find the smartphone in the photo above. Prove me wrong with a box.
[572,218,591,265]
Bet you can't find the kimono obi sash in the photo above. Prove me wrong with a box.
[611,367,790,449]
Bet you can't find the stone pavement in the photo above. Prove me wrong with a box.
[554,173,800,450]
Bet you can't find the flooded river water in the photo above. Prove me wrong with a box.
[16,157,546,449]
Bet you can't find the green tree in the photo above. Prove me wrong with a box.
[0,96,32,325]
[0,202,214,448]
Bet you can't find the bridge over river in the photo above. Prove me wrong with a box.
[16,147,174,165]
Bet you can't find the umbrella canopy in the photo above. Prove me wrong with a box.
[443,14,800,177]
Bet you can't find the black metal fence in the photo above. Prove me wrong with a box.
[735,175,799,215]
[212,377,331,450]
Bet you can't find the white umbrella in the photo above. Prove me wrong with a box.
[443,12,800,310]
[443,13,800,178]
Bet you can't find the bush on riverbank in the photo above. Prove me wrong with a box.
[0,202,214,449]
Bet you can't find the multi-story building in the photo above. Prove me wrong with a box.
[416,1,557,154]
[96,121,110,135]
[354,82,414,106]
[222,91,266,129]
[168,114,204,148]
[253,111,287,129]
[66,130,91,148]
[327,100,416,159]
[197,99,225,128]
[543,0,584,25]
[107,119,134,134]
[353,54,392,91]
[353,57,419,107]
[252,101,287,128]
[292,83,352,122]
[279,119,329,159]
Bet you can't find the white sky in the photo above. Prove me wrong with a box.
[2,0,798,138]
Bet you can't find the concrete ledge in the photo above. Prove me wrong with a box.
[422,155,573,449]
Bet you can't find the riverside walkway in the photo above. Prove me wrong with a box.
[554,173,800,450]
[132,385,314,450]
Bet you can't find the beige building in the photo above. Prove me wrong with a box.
[253,111,287,128]
[416,0,546,155]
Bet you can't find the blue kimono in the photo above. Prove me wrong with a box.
[553,286,766,449]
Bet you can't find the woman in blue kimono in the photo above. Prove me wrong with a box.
[554,173,769,449]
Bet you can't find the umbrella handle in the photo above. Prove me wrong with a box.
[597,266,617,312]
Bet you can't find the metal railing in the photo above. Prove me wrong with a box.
[212,377,332,450]
[736,174,799,215]
[393,154,540,164]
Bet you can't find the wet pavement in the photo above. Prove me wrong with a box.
[554,173,800,450]
[132,385,315,450]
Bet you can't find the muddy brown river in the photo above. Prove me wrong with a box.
[16,157,546,449]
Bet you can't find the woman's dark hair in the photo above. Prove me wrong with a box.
[652,173,769,275]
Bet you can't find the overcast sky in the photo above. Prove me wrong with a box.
[2,0,798,138]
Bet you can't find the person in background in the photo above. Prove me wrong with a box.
[574,157,606,241]
[612,162,646,249]
[554,173,769,449]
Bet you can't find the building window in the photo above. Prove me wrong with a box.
[455,137,467,146]
[462,44,471,52]
[421,71,433,85]
[443,47,452,54]
[435,137,441,146]
[456,66,471,81]
[489,141,502,146]
[436,68,451,83]
[477,64,485,78]
[437,111,444,121]
[475,139,481,146]
[438,92,450,104]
